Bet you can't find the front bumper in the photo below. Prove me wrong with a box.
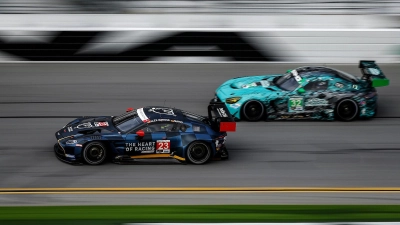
[54,143,82,165]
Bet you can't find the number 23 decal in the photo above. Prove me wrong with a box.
[156,140,170,153]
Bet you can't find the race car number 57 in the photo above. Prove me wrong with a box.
[156,140,171,153]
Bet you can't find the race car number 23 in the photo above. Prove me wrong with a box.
[289,97,304,111]
[156,140,171,153]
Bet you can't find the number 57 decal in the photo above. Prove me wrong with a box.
[288,97,304,112]
[156,140,171,153]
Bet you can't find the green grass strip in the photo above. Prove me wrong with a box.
[1,205,400,225]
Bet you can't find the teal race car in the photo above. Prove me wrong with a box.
[213,61,390,121]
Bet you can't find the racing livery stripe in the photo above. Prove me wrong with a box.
[137,108,149,123]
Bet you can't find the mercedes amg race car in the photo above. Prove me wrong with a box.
[214,60,389,121]
[54,102,236,165]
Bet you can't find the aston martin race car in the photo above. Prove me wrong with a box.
[214,60,389,121]
[54,102,236,165]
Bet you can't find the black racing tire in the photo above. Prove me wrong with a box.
[242,100,265,121]
[186,142,212,165]
[82,142,107,165]
[335,99,359,121]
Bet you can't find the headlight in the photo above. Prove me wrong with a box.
[66,140,78,145]
[226,97,241,104]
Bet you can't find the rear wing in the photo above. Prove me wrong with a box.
[208,101,236,132]
[359,60,389,87]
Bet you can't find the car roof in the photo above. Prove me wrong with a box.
[293,66,358,82]
[141,106,185,121]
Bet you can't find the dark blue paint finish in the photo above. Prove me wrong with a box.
[54,106,229,164]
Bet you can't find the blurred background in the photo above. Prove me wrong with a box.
[1,0,400,216]
[0,0,399,62]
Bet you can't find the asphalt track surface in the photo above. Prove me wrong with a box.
[0,63,400,205]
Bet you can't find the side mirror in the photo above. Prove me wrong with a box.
[136,130,145,137]
[297,88,305,94]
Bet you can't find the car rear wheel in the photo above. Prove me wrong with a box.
[335,99,359,121]
[83,142,107,165]
[242,100,265,121]
[186,142,211,165]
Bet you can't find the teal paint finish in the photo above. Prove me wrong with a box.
[215,63,388,121]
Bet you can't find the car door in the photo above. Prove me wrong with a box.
[286,79,329,114]
[124,122,180,157]
[302,79,330,112]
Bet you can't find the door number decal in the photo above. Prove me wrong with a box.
[289,97,304,112]
[156,140,171,153]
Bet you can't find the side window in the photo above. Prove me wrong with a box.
[179,124,189,132]
[304,81,328,91]
[142,122,177,133]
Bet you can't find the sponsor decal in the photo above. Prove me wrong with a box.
[361,108,367,115]
[76,122,93,129]
[214,136,226,150]
[94,121,109,127]
[242,80,271,89]
[67,127,73,132]
[352,84,359,90]
[125,142,155,153]
[291,70,302,82]
[156,140,171,153]
[242,83,257,89]
[137,108,150,123]
[335,82,344,88]
[305,98,329,106]
[368,68,381,75]
[149,118,183,123]
[260,80,270,87]
[217,107,228,117]
[66,140,78,145]
[230,103,241,109]
[65,154,75,159]
[193,125,201,132]
[288,97,304,111]
[148,107,176,116]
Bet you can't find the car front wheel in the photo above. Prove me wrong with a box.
[242,100,265,121]
[83,142,107,165]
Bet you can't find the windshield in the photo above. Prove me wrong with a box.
[275,72,300,91]
[116,117,143,132]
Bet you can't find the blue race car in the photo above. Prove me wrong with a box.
[54,102,236,165]
[214,60,389,121]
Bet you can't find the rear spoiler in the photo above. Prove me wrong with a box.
[208,101,236,132]
[359,60,389,87]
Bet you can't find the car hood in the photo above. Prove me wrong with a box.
[216,75,282,97]
[55,116,117,139]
